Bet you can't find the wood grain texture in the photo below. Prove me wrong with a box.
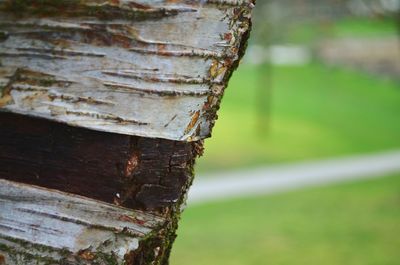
[0,112,201,212]
[0,0,254,141]
[0,1,254,263]
[0,178,177,265]
[0,113,202,264]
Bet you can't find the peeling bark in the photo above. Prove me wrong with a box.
[0,113,202,265]
[0,112,199,212]
[0,179,173,265]
[0,0,254,264]
[0,0,254,141]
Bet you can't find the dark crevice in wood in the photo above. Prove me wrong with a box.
[0,111,201,213]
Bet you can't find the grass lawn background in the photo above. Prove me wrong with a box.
[171,16,400,265]
[171,174,400,265]
[196,63,400,173]
[196,15,399,173]
[285,17,398,44]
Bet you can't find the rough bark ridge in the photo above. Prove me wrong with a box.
[0,179,168,265]
[0,0,254,141]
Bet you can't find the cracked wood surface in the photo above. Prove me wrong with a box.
[0,112,199,211]
[0,0,253,141]
[0,178,169,265]
[0,1,254,264]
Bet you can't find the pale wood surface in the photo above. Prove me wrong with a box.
[0,179,166,265]
[0,0,253,141]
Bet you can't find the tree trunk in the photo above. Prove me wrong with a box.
[0,0,254,264]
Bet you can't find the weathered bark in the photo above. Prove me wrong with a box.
[0,112,201,265]
[0,112,200,212]
[0,178,175,265]
[0,0,253,141]
[0,0,254,264]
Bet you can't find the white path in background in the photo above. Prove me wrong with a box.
[187,150,400,205]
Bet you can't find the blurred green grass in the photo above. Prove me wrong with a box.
[172,16,400,265]
[197,63,400,173]
[277,17,397,44]
[171,174,400,265]
[332,17,398,38]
